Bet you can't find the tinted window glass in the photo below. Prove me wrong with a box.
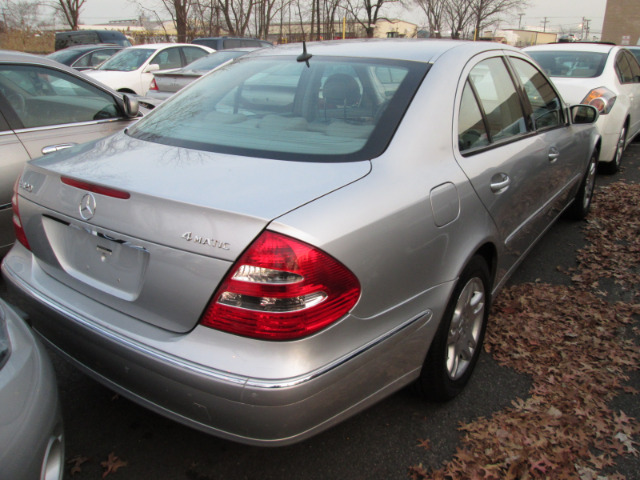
[469,58,526,143]
[0,65,120,128]
[623,51,640,81]
[183,47,209,65]
[458,81,489,151]
[128,56,427,162]
[616,52,634,83]
[528,51,607,78]
[152,48,182,70]
[184,51,247,72]
[510,57,563,130]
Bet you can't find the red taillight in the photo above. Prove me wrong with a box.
[581,87,616,114]
[149,78,158,91]
[201,231,361,340]
[11,178,30,250]
[61,176,130,199]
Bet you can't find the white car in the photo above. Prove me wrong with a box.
[86,43,213,96]
[525,43,640,173]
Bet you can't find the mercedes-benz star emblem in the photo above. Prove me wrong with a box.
[79,193,97,220]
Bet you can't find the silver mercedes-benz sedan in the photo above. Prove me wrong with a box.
[1,40,599,446]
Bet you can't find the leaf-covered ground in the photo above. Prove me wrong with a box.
[410,181,640,479]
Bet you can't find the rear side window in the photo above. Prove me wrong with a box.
[509,57,563,130]
[183,47,209,65]
[128,56,428,162]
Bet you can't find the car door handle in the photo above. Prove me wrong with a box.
[42,143,76,155]
[548,147,560,163]
[490,173,511,193]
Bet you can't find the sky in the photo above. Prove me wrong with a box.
[80,0,608,34]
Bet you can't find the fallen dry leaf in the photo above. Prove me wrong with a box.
[101,452,128,478]
[410,179,640,478]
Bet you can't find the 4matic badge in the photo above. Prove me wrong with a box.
[181,232,230,250]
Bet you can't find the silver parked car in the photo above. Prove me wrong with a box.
[0,50,143,256]
[0,298,64,480]
[147,48,259,101]
[2,40,599,446]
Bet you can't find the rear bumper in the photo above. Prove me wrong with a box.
[2,247,441,446]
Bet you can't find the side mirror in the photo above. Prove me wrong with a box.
[571,104,599,124]
[122,94,140,118]
[144,64,160,73]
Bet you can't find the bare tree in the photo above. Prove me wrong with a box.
[158,0,194,42]
[468,0,526,39]
[414,0,446,37]
[253,0,290,39]
[54,0,87,30]
[191,0,221,37]
[444,0,472,39]
[1,0,42,30]
[344,0,400,38]
[217,0,255,36]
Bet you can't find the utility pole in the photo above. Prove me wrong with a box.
[583,18,590,40]
[541,17,549,32]
[518,13,524,29]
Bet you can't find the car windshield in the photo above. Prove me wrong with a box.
[528,51,607,78]
[128,55,428,162]
[184,51,248,72]
[98,48,154,71]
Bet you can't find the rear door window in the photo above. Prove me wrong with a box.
[467,57,527,143]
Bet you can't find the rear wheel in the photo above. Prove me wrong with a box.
[601,124,626,174]
[566,151,598,220]
[415,255,491,401]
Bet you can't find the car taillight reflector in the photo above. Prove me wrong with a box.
[581,87,616,114]
[61,176,130,199]
[12,178,30,250]
[149,79,158,91]
[201,231,361,340]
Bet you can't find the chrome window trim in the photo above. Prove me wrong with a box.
[12,117,125,134]
[3,261,430,391]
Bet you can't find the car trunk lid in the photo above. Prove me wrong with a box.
[16,133,370,333]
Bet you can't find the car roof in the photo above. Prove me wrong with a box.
[524,43,617,53]
[125,43,209,50]
[241,38,521,63]
[0,49,124,94]
[50,44,121,54]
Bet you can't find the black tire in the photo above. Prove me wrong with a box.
[566,150,598,220]
[415,255,491,401]
[601,124,626,174]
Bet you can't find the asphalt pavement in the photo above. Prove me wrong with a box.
[1,143,638,480]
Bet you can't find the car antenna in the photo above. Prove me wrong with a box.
[297,41,312,67]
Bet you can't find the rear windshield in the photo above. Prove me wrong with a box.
[184,51,248,72]
[127,55,428,162]
[48,48,85,64]
[528,51,607,78]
